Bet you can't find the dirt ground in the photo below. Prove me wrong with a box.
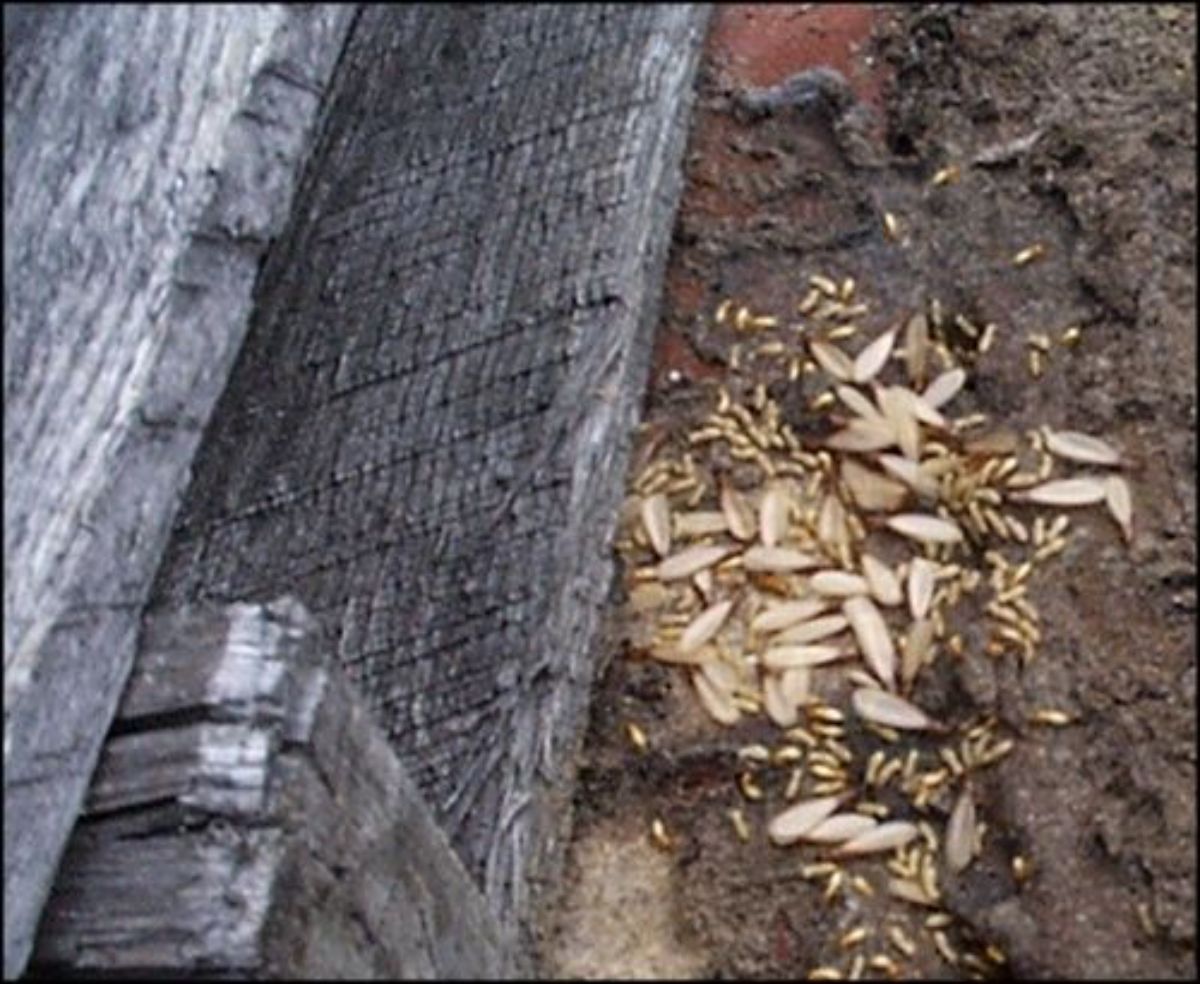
[538,4,1195,980]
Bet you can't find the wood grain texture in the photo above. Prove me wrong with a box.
[30,598,514,978]
[2,6,358,976]
[149,3,709,947]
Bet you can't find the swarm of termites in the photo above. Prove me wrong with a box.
[616,270,1133,979]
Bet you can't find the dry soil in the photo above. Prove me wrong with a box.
[539,5,1195,979]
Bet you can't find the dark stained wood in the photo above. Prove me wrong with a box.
[149,3,710,950]
[30,598,515,978]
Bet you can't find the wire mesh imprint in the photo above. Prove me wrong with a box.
[149,2,709,922]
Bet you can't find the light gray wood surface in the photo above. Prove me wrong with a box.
[2,6,359,975]
[31,598,515,978]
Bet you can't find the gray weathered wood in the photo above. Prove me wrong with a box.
[30,598,515,978]
[149,2,710,950]
[2,6,359,976]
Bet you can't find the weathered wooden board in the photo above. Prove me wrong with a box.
[148,3,709,949]
[30,598,515,978]
[2,6,359,976]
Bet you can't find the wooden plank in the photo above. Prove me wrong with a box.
[149,5,711,949]
[30,598,515,978]
[2,7,359,976]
